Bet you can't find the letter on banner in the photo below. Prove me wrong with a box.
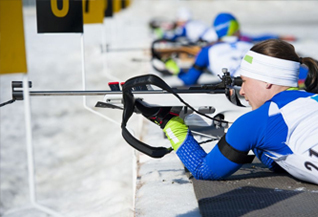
[36,0,83,33]
[104,0,113,17]
[0,0,27,74]
[83,0,105,24]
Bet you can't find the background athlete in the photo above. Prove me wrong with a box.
[168,13,307,86]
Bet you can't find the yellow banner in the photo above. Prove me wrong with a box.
[83,0,105,24]
[123,0,131,9]
[113,0,121,13]
[0,0,27,74]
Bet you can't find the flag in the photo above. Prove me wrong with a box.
[0,0,27,74]
[113,0,121,13]
[36,0,83,33]
[83,0,105,24]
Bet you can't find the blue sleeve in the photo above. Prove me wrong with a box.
[178,68,202,86]
[176,103,289,180]
[176,109,262,180]
[177,46,210,85]
[176,133,241,180]
[240,34,279,42]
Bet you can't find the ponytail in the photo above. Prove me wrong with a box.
[302,57,318,93]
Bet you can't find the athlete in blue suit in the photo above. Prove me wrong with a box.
[173,13,306,86]
[160,11,296,45]
[138,39,318,185]
[161,7,217,44]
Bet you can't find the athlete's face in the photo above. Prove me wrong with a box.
[239,76,270,110]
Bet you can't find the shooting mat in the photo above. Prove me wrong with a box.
[191,158,318,217]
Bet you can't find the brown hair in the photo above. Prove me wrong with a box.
[251,39,318,93]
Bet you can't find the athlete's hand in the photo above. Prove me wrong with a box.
[154,27,164,39]
[135,99,178,129]
[164,58,180,75]
[135,99,188,150]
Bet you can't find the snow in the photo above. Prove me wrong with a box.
[1,1,318,217]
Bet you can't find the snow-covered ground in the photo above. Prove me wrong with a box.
[1,1,318,217]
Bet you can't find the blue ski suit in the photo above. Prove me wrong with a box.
[175,90,318,185]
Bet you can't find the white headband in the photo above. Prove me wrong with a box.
[238,50,300,87]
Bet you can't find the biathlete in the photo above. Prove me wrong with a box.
[158,7,217,44]
[168,12,307,86]
[173,12,254,85]
[136,39,318,185]
[157,10,296,45]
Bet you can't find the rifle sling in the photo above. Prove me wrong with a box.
[122,74,179,158]
[121,74,230,158]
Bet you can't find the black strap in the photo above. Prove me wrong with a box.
[151,39,176,61]
[121,74,231,158]
[121,75,175,158]
[0,98,16,107]
[192,63,206,72]
[218,134,255,164]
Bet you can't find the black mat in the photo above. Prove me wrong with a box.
[191,159,318,217]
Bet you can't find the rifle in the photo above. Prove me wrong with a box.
[8,69,250,158]
[95,69,250,158]
[151,39,207,75]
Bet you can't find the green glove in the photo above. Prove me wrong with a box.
[165,59,180,75]
[154,28,164,38]
[163,116,188,150]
